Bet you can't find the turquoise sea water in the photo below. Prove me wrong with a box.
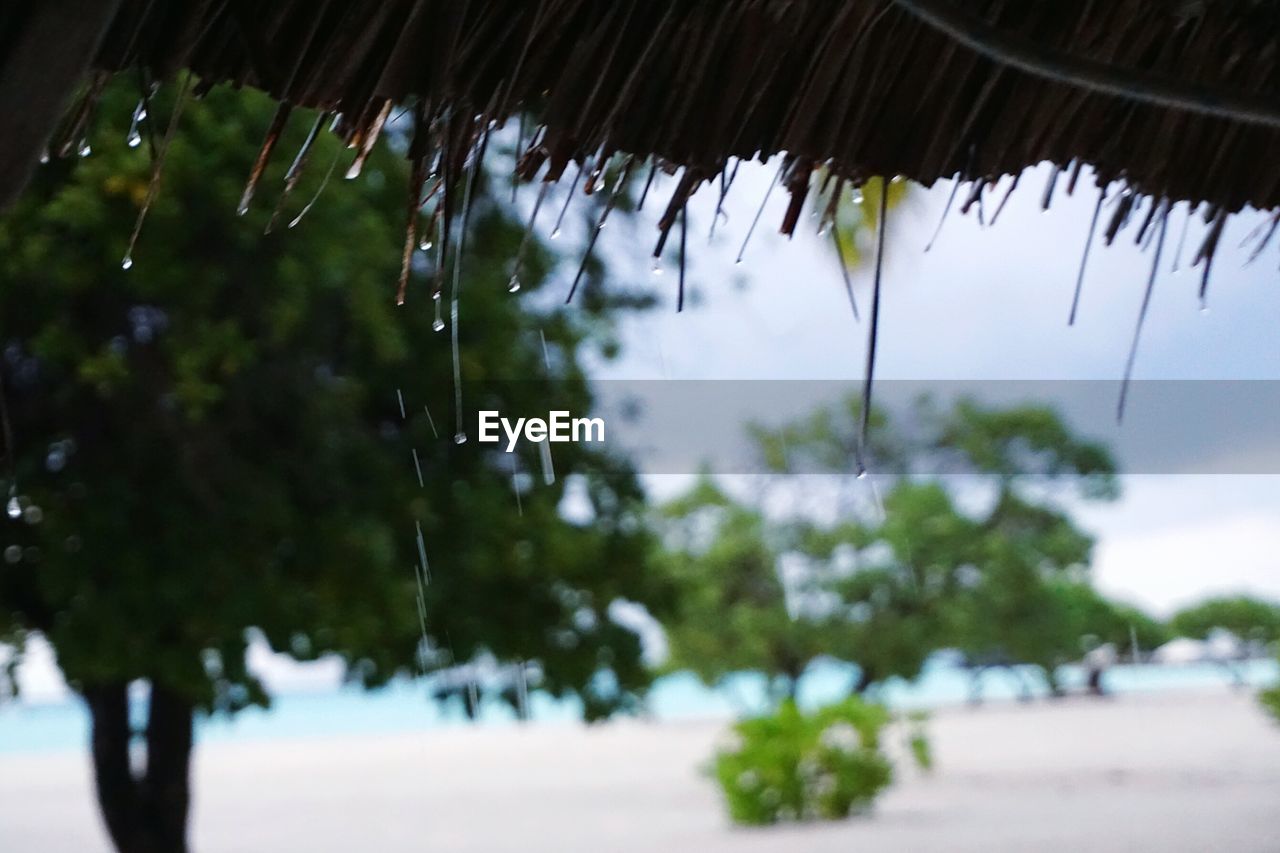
[2,658,1276,755]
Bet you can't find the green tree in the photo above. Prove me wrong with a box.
[1262,675,1280,724]
[659,396,1118,701]
[0,84,667,853]
[1170,596,1280,646]
[1048,580,1171,656]
[656,474,835,704]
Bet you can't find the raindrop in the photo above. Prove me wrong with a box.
[121,254,133,271]
[78,142,92,158]
[550,228,561,240]
[422,404,438,439]
[45,447,66,472]
[432,292,445,332]
[510,181,550,291]
[508,276,522,293]
[419,238,433,252]
[411,447,424,488]
[1200,303,1211,316]
[126,98,147,149]
[39,151,50,165]
[6,496,20,519]
[454,432,467,445]
[651,258,664,276]
[539,440,555,486]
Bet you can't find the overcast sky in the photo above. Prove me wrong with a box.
[593,160,1280,615]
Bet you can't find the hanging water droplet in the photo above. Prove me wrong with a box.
[39,151,50,165]
[550,228,561,240]
[78,142,92,158]
[433,292,445,331]
[419,238,433,252]
[852,190,865,204]
[6,496,21,519]
[127,129,142,148]
[453,432,467,445]
[1200,304,1211,316]
[652,258,664,276]
[508,276,522,293]
[856,469,868,481]
[121,254,133,271]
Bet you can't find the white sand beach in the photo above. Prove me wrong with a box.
[2,688,1278,852]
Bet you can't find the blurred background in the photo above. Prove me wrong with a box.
[1,82,1278,852]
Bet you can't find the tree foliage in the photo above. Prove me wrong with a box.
[1,83,667,851]
[1170,596,1280,645]
[712,698,898,826]
[658,395,1121,698]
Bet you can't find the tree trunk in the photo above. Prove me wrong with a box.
[850,666,875,696]
[83,681,194,853]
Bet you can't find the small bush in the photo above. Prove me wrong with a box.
[905,710,933,771]
[712,698,902,826]
[1262,654,1280,724]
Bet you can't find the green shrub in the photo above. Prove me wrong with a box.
[711,698,904,826]
[1263,686,1280,723]
[905,710,933,771]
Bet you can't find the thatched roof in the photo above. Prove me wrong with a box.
[7,2,1280,192]
[5,1,1280,262]
[5,1,1279,460]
